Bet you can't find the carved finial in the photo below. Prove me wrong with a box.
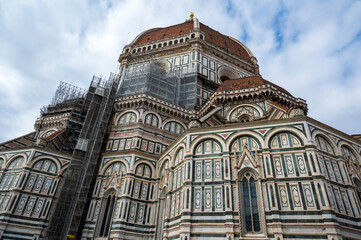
[189,12,194,19]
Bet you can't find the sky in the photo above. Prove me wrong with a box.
[0,0,361,143]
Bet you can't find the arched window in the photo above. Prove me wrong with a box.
[315,135,335,155]
[135,163,152,178]
[174,148,184,166]
[231,136,260,160]
[98,194,116,237]
[341,146,359,164]
[231,136,260,152]
[8,157,25,169]
[32,159,58,173]
[104,162,126,181]
[0,156,25,190]
[117,112,137,125]
[145,113,159,127]
[194,139,222,155]
[240,172,261,233]
[163,121,185,135]
[270,132,303,149]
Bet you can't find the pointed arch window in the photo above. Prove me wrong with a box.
[239,172,262,234]
[98,194,116,237]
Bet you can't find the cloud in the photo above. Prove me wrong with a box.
[0,0,360,142]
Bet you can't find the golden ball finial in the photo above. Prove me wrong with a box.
[189,12,194,18]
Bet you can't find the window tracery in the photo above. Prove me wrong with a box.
[98,193,116,237]
[239,172,261,234]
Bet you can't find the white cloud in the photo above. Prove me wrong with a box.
[0,0,360,142]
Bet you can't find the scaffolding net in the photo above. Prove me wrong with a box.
[118,61,197,109]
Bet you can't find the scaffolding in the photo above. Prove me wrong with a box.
[45,73,121,239]
[50,81,87,107]
[118,61,198,109]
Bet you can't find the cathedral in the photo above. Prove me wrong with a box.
[0,15,361,240]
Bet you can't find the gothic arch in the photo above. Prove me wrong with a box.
[237,167,267,236]
[265,127,307,148]
[190,135,225,155]
[238,166,260,179]
[103,187,117,198]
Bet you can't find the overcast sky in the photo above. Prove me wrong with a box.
[0,0,361,143]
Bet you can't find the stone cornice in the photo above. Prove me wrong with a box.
[114,94,197,120]
[198,83,308,117]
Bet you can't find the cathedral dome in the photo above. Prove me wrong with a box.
[129,18,254,63]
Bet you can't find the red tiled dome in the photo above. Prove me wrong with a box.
[216,76,292,96]
[131,20,252,62]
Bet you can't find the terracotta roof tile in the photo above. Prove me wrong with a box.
[199,23,251,61]
[134,21,194,46]
[133,20,252,62]
[216,76,292,96]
